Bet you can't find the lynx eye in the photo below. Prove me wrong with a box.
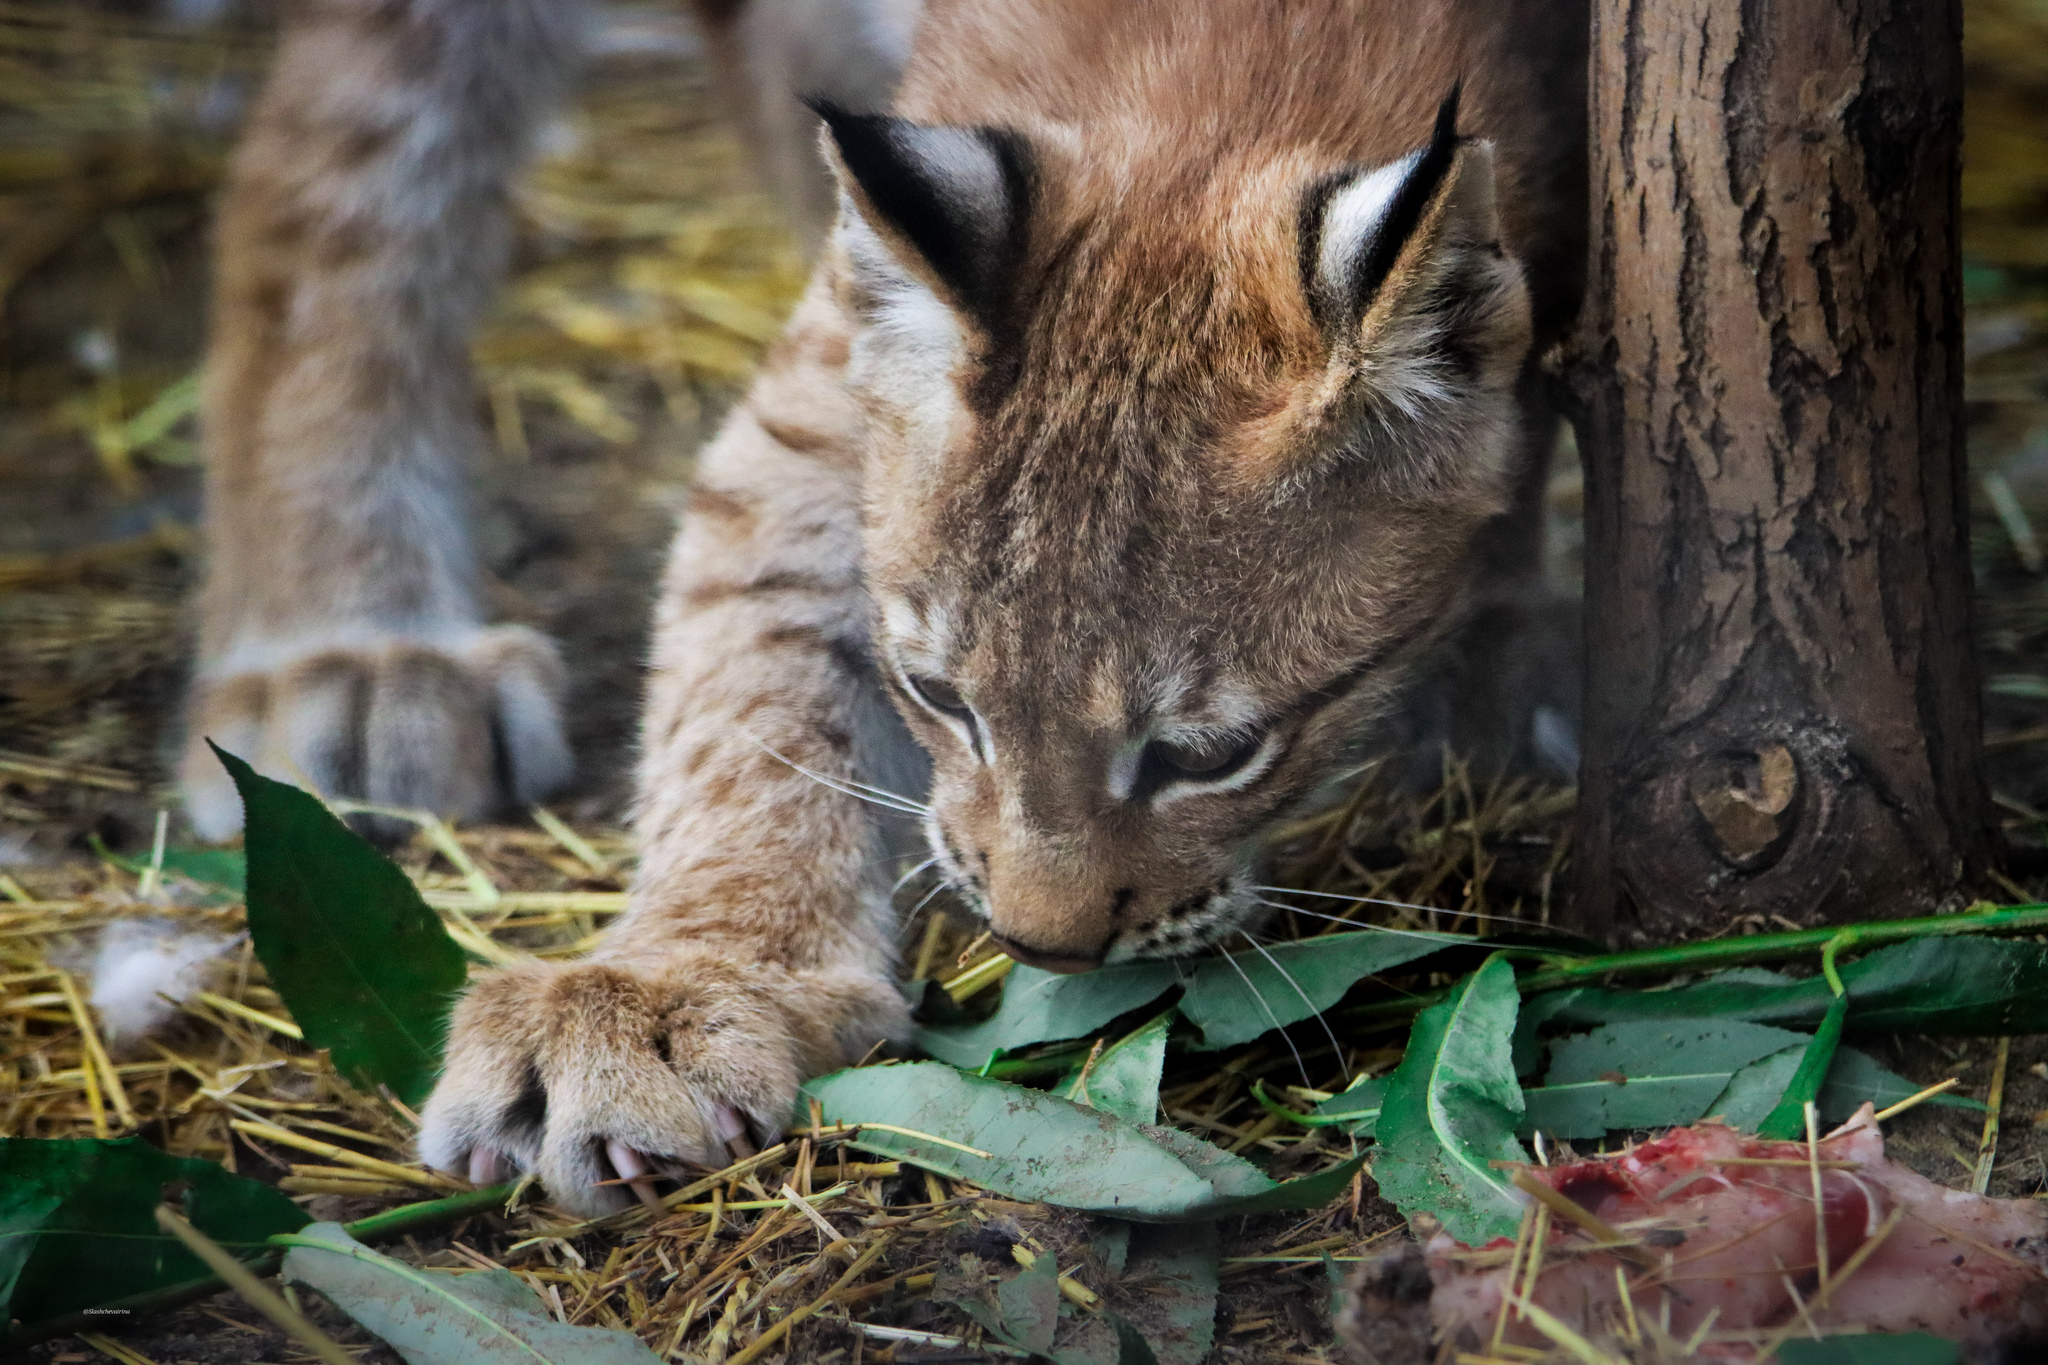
[1147,732,1263,782]
[907,674,971,717]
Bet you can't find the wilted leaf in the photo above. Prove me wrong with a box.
[1373,956,1528,1243]
[1179,929,1462,1050]
[217,746,468,1106]
[280,1222,662,1365]
[1057,1011,1172,1125]
[0,1137,308,1322]
[916,962,1179,1068]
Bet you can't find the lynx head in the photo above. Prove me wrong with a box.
[818,91,1532,971]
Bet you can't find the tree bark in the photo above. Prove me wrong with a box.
[1568,0,1990,945]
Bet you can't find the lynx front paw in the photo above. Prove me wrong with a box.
[179,625,572,840]
[416,956,904,1216]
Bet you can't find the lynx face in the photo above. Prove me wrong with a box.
[822,97,1533,971]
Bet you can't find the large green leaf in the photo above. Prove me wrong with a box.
[915,962,1180,1068]
[1373,956,1528,1244]
[1519,939,2048,1047]
[1520,1019,1811,1139]
[804,1063,1217,1217]
[217,746,468,1106]
[280,1222,662,1365]
[1707,1040,1954,1132]
[1178,930,1462,1050]
[1520,1017,1972,1139]
[1056,1011,1172,1126]
[0,1137,308,1321]
[801,1063,1363,1221]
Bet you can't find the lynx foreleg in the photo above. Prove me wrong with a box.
[419,274,914,1213]
[182,0,586,837]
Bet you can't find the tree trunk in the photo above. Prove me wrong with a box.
[1568,0,1990,945]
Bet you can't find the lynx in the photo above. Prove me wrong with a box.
[182,0,1584,1212]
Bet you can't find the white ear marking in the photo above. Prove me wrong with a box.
[1317,151,1425,307]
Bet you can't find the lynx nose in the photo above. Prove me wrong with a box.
[990,933,1105,975]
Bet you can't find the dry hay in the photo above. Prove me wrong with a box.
[0,758,1586,1363]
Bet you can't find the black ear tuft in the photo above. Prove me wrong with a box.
[1299,84,1465,331]
[811,102,1032,326]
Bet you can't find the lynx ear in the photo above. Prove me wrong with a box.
[1298,87,1503,339]
[813,105,1032,325]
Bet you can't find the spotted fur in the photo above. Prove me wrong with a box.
[192,0,1582,1213]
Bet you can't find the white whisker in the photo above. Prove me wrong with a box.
[742,733,932,816]
[1216,945,1309,1089]
[1253,885,1553,934]
[903,876,952,921]
[1238,932,1351,1083]
[1247,896,1468,946]
[891,857,939,896]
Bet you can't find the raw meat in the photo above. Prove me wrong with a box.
[1342,1106,2048,1362]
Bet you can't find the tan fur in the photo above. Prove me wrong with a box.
[181,0,586,839]
[193,0,1582,1213]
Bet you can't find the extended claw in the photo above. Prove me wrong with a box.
[606,1139,666,1211]
[467,1146,506,1187]
[714,1103,757,1160]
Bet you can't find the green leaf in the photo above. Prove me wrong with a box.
[802,1063,1363,1221]
[1710,1046,1806,1131]
[1520,1018,1811,1139]
[0,1137,308,1321]
[1103,1315,1164,1365]
[1757,993,1849,1138]
[1706,1039,1952,1133]
[915,962,1180,1068]
[1518,1016,1967,1139]
[217,745,468,1106]
[991,1249,1060,1355]
[1056,1012,1172,1126]
[93,837,246,902]
[1307,1075,1390,1137]
[1817,1045,1973,1119]
[280,1222,662,1364]
[1520,939,2048,1042]
[1179,930,1462,1050]
[803,1063,1218,1217]
[1775,1333,1960,1365]
[1373,956,1528,1244]
[1137,1126,1371,1219]
[1120,1223,1218,1365]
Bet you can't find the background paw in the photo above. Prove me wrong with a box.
[416,957,835,1216]
[180,624,572,839]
